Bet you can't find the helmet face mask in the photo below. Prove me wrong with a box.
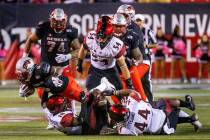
[109,104,128,122]
[112,13,127,37]
[16,57,35,83]
[50,8,67,33]
[46,95,67,115]
[96,16,113,48]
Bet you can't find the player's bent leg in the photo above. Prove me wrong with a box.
[37,88,44,99]
[62,75,83,102]
[129,66,147,101]
[137,63,150,78]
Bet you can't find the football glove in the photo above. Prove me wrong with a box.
[55,54,72,63]
[125,78,134,89]
[19,84,35,97]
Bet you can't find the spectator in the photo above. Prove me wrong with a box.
[169,25,187,83]
[153,27,169,84]
[194,34,210,83]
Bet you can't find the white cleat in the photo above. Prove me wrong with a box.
[46,122,55,130]
[100,77,116,91]
[191,113,202,132]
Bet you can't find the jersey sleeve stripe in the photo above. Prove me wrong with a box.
[115,46,126,58]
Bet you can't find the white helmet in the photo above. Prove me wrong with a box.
[134,14,145,22]
[112,13,127,26]
[116,4,135,23]
[16,57,35,83]
[49,8,67,33]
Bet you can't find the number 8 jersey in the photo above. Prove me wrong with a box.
[83,31,125,70]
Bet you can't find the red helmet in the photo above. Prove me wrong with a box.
[96,16,113,39]
[49,8,67,33]
[109,104,128,122]
[46,95,67,115]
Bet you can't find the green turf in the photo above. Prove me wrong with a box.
[0,89,210,140]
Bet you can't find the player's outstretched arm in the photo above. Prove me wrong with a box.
[23,33,39,57]
[117,56,133,89]
[77,44,88,73]
[69,38,81,58]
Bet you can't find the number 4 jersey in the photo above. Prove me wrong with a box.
[83,31,125,70]
[120,91,166,135]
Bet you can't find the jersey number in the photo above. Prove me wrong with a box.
[92,53,108,65]
[134,109,150,131]
[47,41,65,53]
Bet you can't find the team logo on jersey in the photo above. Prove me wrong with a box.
[23,60,31,70]
[126,35,133,40]
[66,29,72,33]
[52,77,63,87]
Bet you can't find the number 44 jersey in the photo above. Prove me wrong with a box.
[83,31,125,70]
[120,91,166,135]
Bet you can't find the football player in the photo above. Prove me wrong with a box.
[23,8,80,98]
[103,89,202,135]
[77,16,133,91]
[111,13,147,102]
[41,78,115,135]
[116,5,153,102]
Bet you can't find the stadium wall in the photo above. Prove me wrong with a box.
[0,3,210,79]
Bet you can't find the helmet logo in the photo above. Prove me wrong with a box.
[23,60,31,70]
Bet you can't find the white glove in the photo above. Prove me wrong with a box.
[19,84,35,97]
[163,123,175,135]
[55,54,72,63]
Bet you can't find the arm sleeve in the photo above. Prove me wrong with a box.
[39,62,52,77]
[45,75,68,94]
[132,33,140,49]
[115,46,126,58]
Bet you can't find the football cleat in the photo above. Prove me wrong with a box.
[185,95,196,111]
[191,113,202,132]
[100,77,116,91]
[46,122,55,130]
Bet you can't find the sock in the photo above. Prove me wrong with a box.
[177,117,192,124]
[179,110,190,117]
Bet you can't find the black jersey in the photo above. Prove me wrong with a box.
[29,62,68,94]
[116,30,140,73]
[127,21,148,60]
[120,30,139,59]
[36,21,78,67]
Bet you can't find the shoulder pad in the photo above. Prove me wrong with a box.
[37,21,50,28]
[66,26,78,39]
[40,62,51,76]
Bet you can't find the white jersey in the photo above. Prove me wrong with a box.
[44,109,82,135]
[84,31,125,70]
[119,91,166,135]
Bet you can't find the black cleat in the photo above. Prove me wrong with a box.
[191,113,202,132]
[185,95,196,111]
